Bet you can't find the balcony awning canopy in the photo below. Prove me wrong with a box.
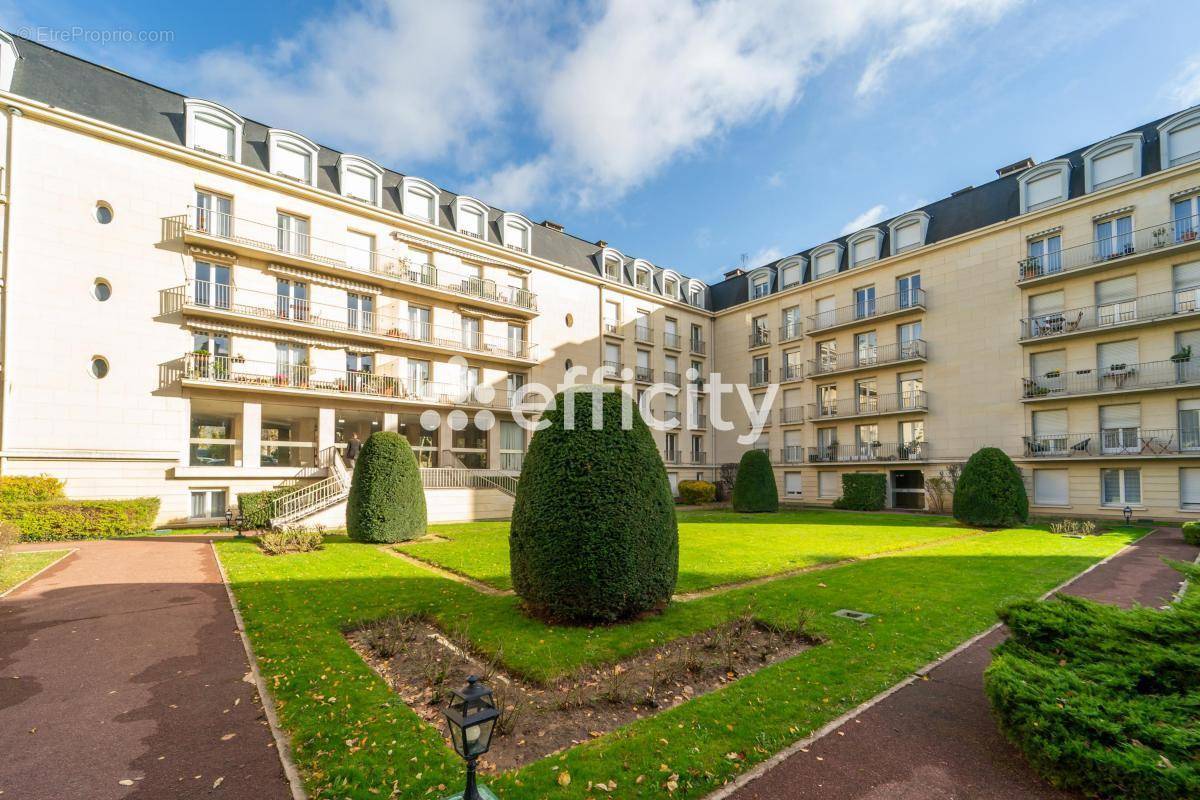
[266,263,377,294]
[183,320,381,353]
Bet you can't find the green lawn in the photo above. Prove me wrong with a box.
[402,509,967,593]
[215,512,1144,800]
[0,550,70,593]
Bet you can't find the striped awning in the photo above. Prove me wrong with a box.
[266,263,377,294]
[390,229,530,274]
[183,320,380,352]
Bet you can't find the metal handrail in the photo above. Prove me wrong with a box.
[807,442,929,463]
[419,468,520,495]
[271,446,350,524]
[1022,358,1200,399]
[1022,429,1195,457]
[1019,288,1200,340]
[779,364,804,383]
[664,332,682,349]
[1017,212,1200,282]
[690,338,707,355]
[749,370,771,388]
[778,406,804,424]
[809,340,927,376]
[809,390,928,419]
[808,289,926,331]
[635,326,654,343]
[779,322,804,342]
[749,329,770,348]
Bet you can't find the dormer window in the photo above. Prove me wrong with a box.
[0,30,17,93]
[500,213,533,253]
[778,256,805,289]
[454,196,489,239]
[847,228,884,267]
[687,280,706,308]
[810,243,843,279]
[599,247,625,281]
[663,270,682,299]
[1018,159,1070,213]
[401,176,439,222]
[887,211,931,255]
[184,99,244,161]
[267,129,319,185]
[337,154,384,206]
[749,269,772,299]
[1083,133,1143,193]
[1159,106,1200,169]
[633,260,654,290]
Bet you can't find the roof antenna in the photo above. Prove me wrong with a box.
[740,252,749,269]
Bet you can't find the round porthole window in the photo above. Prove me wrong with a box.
[565,313,574,327]
[93,279,112,301]
[90,356,110,379]
[564,359,573,371]
[95,202,114,224]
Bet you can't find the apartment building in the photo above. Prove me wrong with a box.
[1,31,1200,523]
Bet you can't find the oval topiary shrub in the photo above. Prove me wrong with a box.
[346,431,426,543]
[953,446,1028,527]
[731,449,778,512]
[510,386,678,623]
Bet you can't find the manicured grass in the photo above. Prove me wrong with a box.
[401,509,967,593]
[0,549,70,593]
[215,513,1144,800]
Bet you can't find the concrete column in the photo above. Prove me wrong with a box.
[179,396,192,466]
[439,411,455,467]
[383,412,399,433]
[242,401,261,469]
[317,407,336,454]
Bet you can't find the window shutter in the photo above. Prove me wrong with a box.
[1030,350,1065,376]
[1092,146,1134,187]
[459,206,483,235]
[1033,469,1068,505]
[275,144,310,182]
[1027,172,1063,207]
[194,115,234,157]
[784,430,802,447]
[1029,291,1064,317]
[1097,340,1138,368]
[1173,261,1200,289]
[1032,409,1067,436]
[1095,276,1136,305]
[1181,468,1200,507]
[784,473,802,496]
[815,252,836,276]
[1100,404,1141,429]
[784,388,802,406]
[1169,121,1200,166]
[895,221,921,250]
[818,472,839,497]
[344,168,376,202]
[816,297,834,314]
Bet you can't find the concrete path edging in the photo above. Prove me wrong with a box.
[0,548,77,599]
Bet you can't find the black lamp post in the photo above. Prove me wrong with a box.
[224,508,246,538]
[443,676,499,800]
[1123,505,1133,524]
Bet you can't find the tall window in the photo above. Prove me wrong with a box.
[189,412,235,466]
[855,379,878,413]
[817,339,837,372]
[1027,234,1062,275]
[277,212,310,256]
[752,355,769,385]
[854,286,876,319]
[751,273,770,298]
[1180,399,1200,450]
[897,274,921,308]
[1175,195,1199,243]
[346,353,373,392]
[193,260,230,309]
[499,421,524,471]
[346,230,375,272]
[604,300,621,333]
[781,306,802,340]
[1095,214,1134,259]
[275,342,307,386]
[1101,468,1140,506]
[461,316,482,350]
[855,331,878,366]
[899,321,923,356]
[408,305,431,340]
[194,190,231,238]
[408,359,431,393]
[276,279,308,321]
[347,292,373,332]
[817,384,837,416]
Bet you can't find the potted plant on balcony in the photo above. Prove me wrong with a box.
[232,353,246,364]
[1172,345,1192,364]
[1152,227,1168,248]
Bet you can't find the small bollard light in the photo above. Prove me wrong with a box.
[1123,505,1133,524]
[442,676,500,800]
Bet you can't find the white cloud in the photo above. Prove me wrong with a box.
[1167,55,1200,109]
[766,172,784,188]
[840,204,888,235]
[748,245,784,266]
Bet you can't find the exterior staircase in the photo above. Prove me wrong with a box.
[270,447,350,528]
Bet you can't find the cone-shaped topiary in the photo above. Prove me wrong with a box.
[346,431,426,542]
[510,386,678,623]
[954,446,1028,527]
[731,449,779,512]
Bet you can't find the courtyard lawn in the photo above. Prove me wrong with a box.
[215,512,1146,800]
[401,508,968,593]
[0,550,70,594]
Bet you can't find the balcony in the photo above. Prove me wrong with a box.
[664,332,682,350]
[602,361,624,380]
[809,340,927,378]
[1019,289,1200,343]
[779,364,804,384]
[780,445,805,464]
[690,338,707,356]
[687,451,708,465]
[749,328,770,349]
[809,390,928,421]
[178,353,524,410]
[635,366,655,383]
[1021,358,1200,401]
[663,448,681,464]
[749,369,771,389]
[1016,212,1200,285]
[603,321,622,336]
[687,414,708,430]
[663,370,682,387]
[778,406,804,425]
[635,325,655,344]
[166,207,538,316]
[779,322,803,343]
[808,289,926,334]
[1021,429,1200,459]
[166,281,537,364]
[807,441,930,463]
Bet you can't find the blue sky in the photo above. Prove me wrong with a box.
[9,0,1200,283]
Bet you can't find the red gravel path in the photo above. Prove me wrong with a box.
[0,538,295,799]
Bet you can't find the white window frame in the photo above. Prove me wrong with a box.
[500,212,533,254]
[1082,133,1143,193]
[810,243,844,279]
[748,268,772,298]
[184,99,244,161]
[1158,106,1200,168]
[0,30,18,93]
[663,270,682,299]
[777,256,805,289]
[189,488,229,520]
[266,129,319,185]
[887,210,931,255]
[337,154,384,206]
[784,472,803,498]
[687,279,707,308]
[1018,159,1071,213]
[401,176,440,222]
[453,195,489,239]
[846,228,884,267]
[633,259,655,291]
[1100,467,1141,507]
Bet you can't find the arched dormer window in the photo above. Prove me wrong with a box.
[597,247,625,281]
[500,212,533,253]
[1083,133,1143,193]
[887,210,931,255]
[401,176,439,222]
[686,279,707,308]
[632,259,654,291]
[453,196,489,239]
[1018,158,1070,213]
[662,270,682,299]
[337,154,384,206]
[777,256,805,289]
[267,129,319,185]
[1159,106,1200,169]
[0,30,18,93]
[748,268,773,299]
[847,228,884,267]
[810,243,844,279]
[184,99,244,162]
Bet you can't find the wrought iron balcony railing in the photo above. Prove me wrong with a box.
[779,322,803,342]
[1017,213,1200,282]
[780,445,805,464]
[809,340,926,377]
[690,338,707,355]
[664,332,682,349]
[808,288,926,332]
[749,328,770,349]
[1019,288,1200,341]
[807,441,929,463]
[809,390,928,420]
[663,371,682,387]
[663,449,681,464]
[687,451,708,464]
[779,364,803,383]
[635,325,654,344]
[635,366,655,383]
[778,405,804,424]
[1022,358,1200,399]
[602,361,624,378]
[1022,428,1197,458]
[749,369,772,388]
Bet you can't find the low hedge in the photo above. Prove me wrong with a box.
[1183,520,1200,547]
[0,475,65,502]
[1,498,160,541]
[677,480,716,504]
[832,474,886,511]
[238,488,293,530]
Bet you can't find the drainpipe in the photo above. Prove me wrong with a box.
[0,106,20,473]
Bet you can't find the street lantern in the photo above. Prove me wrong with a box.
[1123,505,1133,524]
[443,676,499,800]
[224,508,246,538]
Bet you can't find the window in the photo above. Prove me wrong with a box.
[408,305,431,340]
[454,196,488,239]
[900,420,924,448]
[1083,133,1142,193]
[507,324,526,357]
[274,342,308,385]
[1097,339,1138,372]
[276,278,309,321]
[898,322,923,355]
[897,274,921,308]
[401,176,439,221]
[194,190,232,238]
[635,262,653,290]
[461,316,481,350]
[1180,398,1200,451]
[752,355,769,385]
[811,244,842,278]
[690,324,704,350]
[267,129,319,185]
[1018,159,1070,213]
[817,384,837,415]
[90,356,109,378]
[854,286,876,319]
[408,359,431,391]
[855,424,879,456]
[1031,408,1068,453]
[751,272,770,298]
[1158,107,1200,168]
[1182,467,1200,509]
[1101,468,1141,506]
[1095,275,1136,326]
[1027,233,1062,275]
[898,371,923,405]
[781,306,802,340]
[604,300,621,333]
[1173,195,1199,244]
[190,489,228,520]
[784,472,803,498]
[499,421,525,471]
[190,411,235,466]
[602,250,624,281]
[94,202,114,225]
[347,292,374,332]
[888,211,930,255]
[783,430,802,461]
[193,261,230,309]
[501,213,533,253]
[1100,404,1140,454]
[277,211,310,256]
[93,278,112,301]
[184,99,243,161]
[1029,349,1065,394]
[818,471,839,498]
[1027,290,1065,337]
[1033,469,1068,506]
[855,331,878,366]
[604,342,621,375]
[1095,214,1134,259]
[451,421,489,469]
[778,257,804,289]
[338,154,384,205]
[816,339,837,372]
[847,228,883,267]
[345,230,375,272]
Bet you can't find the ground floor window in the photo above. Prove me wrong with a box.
[1100,468,1141,506]
[784,472,802,498]
[1033,468,1069,506]
[1182,467,1200,509]
[668,473,679,496]
[818,471,839,498]
[189,412,236,466]
[190,488,227,520]
[499,420,524,471]
[398,414,438,466]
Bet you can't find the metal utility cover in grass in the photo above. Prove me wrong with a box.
[833,609,875,622]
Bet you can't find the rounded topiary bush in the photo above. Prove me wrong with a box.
[509,386,678,623]
[346,431,426,542]
[731,449,778,512]
[677,479,716,504]
[1183,521,1200,547]
[953,446,1028,527]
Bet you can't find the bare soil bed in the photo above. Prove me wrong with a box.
[347,612,816,771]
